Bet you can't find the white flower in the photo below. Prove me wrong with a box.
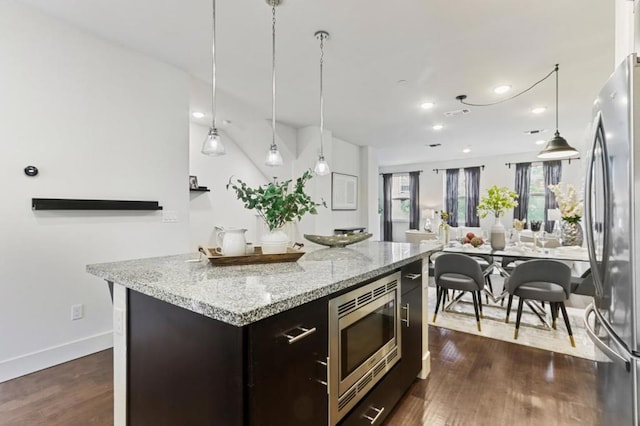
[548,183,583,220]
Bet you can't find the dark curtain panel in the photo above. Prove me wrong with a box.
[513,162,532,221]
[409,171,420,230]
[543,160,562,232]
[445,169,459,227]
[464,167,481,227]
[382,173,393,241]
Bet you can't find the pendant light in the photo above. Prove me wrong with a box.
[265,0,283,167]
[537,64,579,159]
[314,31,331,176]
[201,0,226,156]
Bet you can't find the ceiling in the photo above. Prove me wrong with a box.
[19,0,614,166]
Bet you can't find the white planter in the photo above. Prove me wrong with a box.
[261,229,290,254]
[490,217,506,250]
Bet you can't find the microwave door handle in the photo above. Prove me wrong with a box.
[584,303,631,372]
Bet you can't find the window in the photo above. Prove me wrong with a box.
[527,164,545,222]
[443,170,467,226]
[391,175,410,221]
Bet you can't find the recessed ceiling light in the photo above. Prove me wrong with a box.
[192,111,205,119]
[463,147,471,153]
[535,140,546,145]
[531,107,547,114]
[432,124,444,130]
[421,102,435,110]
[493,85,511,94]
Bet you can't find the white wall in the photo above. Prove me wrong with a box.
[189,122,268,246]
[380,152,584,240]
[0,2,190,381]
[331,137,363,230]
[293,128,369,237]
[615,0,636,66]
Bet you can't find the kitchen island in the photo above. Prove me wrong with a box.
[87,240,441,425]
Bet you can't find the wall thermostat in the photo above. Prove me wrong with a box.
[24,166,39,176]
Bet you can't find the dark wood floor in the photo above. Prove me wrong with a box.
[385,327,600,426]
[0,327,599,426]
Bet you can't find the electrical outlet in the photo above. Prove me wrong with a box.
[71,304,84,320]
[162,210,178,223]
[114,308,124,335]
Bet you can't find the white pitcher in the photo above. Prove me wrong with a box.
[215,227,248,256]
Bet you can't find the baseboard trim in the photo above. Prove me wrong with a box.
[0,331,113,383]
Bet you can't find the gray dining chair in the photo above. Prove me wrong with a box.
[571,269,595,297]
[504,259,575,347]
[433,253,485,331]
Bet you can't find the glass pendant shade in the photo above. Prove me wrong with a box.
[201,127,225,156]
[537,131,579,159]
[265,144,283,166]
[314,155,330,176]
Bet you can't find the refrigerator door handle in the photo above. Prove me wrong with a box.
[584,120,597,292]
[584,303,631,372]
[584,113,609,297]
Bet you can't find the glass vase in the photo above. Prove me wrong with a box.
[438,223,450,244]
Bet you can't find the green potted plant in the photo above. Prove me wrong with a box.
[477,185,518,250]
[227,171,326,254]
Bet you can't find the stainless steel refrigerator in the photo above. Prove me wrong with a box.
[584,53,640,425]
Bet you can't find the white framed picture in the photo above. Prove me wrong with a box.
[332,173,358,210]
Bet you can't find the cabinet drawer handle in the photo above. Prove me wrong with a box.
[362,406,385,424]
[316,357,330,394]
[401,304,410,327]
[405,273,422,280]
[282,327,317,344]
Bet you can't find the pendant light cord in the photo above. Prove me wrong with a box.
[271,1,276,148]
[319,34,325,157]
[457,65,557,107]
[211,0,217,129]
[555,64,559,132]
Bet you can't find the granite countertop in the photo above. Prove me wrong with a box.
[86,240,442,327]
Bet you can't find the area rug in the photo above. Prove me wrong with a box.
[427,285,596,361]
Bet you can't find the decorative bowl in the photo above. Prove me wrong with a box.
[304,233,373,248]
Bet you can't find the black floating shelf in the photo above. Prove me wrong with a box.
[32,198,163,211]
[190,186,210,192]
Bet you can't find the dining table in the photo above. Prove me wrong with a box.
[440,242,590,327]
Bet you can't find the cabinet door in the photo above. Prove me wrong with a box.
[400,285,423,380]
[248,298,328,426]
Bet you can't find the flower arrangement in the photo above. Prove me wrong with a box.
[548,183,583,224]
[477,185,518,218]
[227,171,326,231]
[436,210,453,228]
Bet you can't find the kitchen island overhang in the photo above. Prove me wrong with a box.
[87,241,441,425]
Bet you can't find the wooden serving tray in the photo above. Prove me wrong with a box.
[198,246,305,266]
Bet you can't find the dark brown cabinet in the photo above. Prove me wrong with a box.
[125,259,423,426]
[399,262,424,383]
[127,290,327,426]
[247,298,328,426]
